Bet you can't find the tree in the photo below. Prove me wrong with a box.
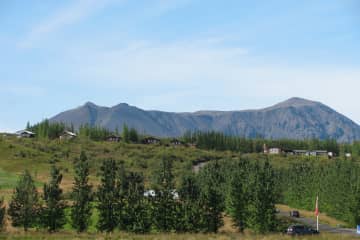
[152,155,177,232]
[122,172,151,233]
[179,173,202,232]
[8,170,40,231]
[226,159,249,232]
[122,124,130,143]
[40,165,66,232]
[97,159,118,232]
[197,162,224,233]
[129,128,139,143]
[71,151,93,232]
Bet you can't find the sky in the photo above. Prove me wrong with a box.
[0,0,359,132]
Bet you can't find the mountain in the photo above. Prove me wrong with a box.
[49,97,360,142]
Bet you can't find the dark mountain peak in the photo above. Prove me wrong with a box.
[112,103,130,108]
[83,101,98,108]
[268,97,321,110]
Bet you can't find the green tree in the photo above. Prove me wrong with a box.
[129,128,139,143]
[8,170,40,231]
[97,159,118,232]
[71,151,93,232]
[122,124,130,143]
[179,173,202,232]
[226,159,249,232]
[198,162,224,233]
[122,172,151,233]
[40,165,66,232]
[152,155,177,232]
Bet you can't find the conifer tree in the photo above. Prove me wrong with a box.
[122,172,151,233]
[97,159,118,232]
[8,170,40,231]
[40,165,66,232]
[71,151,93,232]
[152,155,177,232]
[226,159,249,232]
[179,173,202,232]
[198,162,224,233]
[122,124,130,143]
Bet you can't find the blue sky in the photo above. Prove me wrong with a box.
[1,0,359,132]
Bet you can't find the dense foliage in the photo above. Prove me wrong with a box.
[184,131,340,155]
[282,159,360,226]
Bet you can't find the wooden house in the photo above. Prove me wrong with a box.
[59,131,77,140]
[106,135,122,142]
[142,136,161,145]
[16,130,35,138]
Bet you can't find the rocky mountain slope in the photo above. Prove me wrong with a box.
[50,98,360,142]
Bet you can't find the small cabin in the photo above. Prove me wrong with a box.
[269,148,281,155]
[142,137,160,145]
[59,131,77,140]
[170,138,183,146]
[16,130,35,138]
[106,135,122,142]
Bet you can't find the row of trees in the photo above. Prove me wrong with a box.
[183,131,340,155]
[281,159,360,226]
[4,152,278,233]
[26,121,141,143]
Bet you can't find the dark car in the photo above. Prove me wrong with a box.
[286,225,319,236]
[289,210,300,218]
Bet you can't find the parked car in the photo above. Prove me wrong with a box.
[289,210,300,218]
[285,225,319,236]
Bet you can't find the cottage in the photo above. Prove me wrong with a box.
[310,150,328,156]
[106,135,121,142]
[269,148,282,155]
[59,131,77,140]
[142,136,160,145]
[16,130,35,138]
[170,138,183,146]
[293,150,309,156]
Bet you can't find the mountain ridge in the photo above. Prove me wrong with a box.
[50,97,360,142]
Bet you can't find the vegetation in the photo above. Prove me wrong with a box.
[2,128,360,237]
[70,151,93,232]
[8,170,40,231]
[40,164,66,232]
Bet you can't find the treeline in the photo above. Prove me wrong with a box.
[1,153,278,234]
[26,120,140,142]
[281,159,360,226]
[184,131,341,154]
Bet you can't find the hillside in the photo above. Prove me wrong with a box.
[50,98,360,142]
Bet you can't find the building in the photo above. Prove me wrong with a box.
[170,138,183,146]
[142,136,161,145]
[269,148,282,154]
[59,131,77,140]
[293,150,328,157]
[16,130,35,138]
[106,135,122,142]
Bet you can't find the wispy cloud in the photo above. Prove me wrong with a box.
[18,0,118,49]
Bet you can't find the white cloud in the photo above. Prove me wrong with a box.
[18,0,118,49]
